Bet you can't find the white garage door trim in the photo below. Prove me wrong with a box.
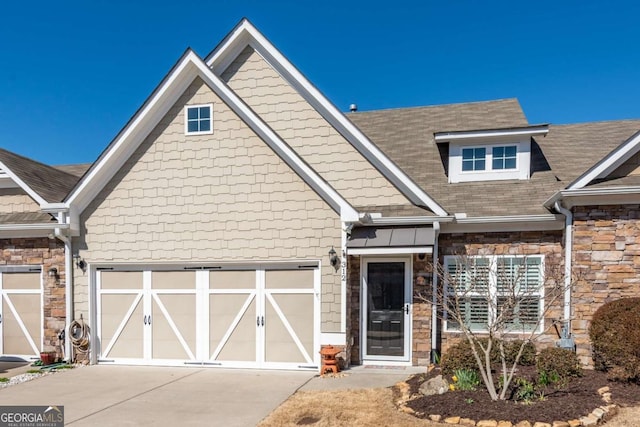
[92,263,320,371]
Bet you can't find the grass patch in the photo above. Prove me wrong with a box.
[257,386,640,427]
[257,388,438,427]
[26,369,42,374]
[0,378,8,383]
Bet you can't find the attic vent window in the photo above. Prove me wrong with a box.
[185,104,213,135]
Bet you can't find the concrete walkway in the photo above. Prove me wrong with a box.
[0,364,425,426]
[0,365,313,426]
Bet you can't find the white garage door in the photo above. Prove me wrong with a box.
[96,265,319,370]
[0,268,43,360]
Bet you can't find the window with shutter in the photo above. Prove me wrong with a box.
[445,255,544,333]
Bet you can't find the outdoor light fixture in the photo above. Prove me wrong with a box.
[48,267,58,278]
[328,246,340,271]
[74,254,86,270]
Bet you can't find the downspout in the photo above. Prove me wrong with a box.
[54,212,73,363]
[431,221,440,363]
[554,201,572,332]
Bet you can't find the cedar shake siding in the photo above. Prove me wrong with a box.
[220,46,414,211]
[74,77,343,332]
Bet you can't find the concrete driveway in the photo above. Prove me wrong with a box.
[0,365,314,426]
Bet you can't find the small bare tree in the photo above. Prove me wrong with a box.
[417,251,573,401]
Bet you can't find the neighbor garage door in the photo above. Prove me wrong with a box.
[0,268,42,360]
[97,265,319,370]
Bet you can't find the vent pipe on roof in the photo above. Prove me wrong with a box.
[349,104,357,112]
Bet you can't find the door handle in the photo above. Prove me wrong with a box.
[257,316,260,327]
[144,315,147,325]
[405,304,409,315]
[148,315,151,325]
[261,316,264,326]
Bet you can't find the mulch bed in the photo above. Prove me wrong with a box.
[405,367,640,424]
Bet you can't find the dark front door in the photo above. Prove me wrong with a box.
[364,261,408,359]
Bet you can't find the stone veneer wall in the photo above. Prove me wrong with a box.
[347,254,433,366]
[0,238,66,353]
[572,205,640,366]
[438,231,564,356]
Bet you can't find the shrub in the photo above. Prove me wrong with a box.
[502,340,536,366]
[441,338,537,375]
[536,347,582,381]
[441,339,480,375]
[589,297,640,382]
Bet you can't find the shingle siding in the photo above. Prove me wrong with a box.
[220,46,413,210]
[75,77,344,332]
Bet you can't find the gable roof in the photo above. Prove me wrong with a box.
[205,19,448,217]
[555,121,640,189]
[0,148,80,204]
[65,48,360,223]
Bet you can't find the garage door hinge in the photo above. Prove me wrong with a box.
[297,265,317,269]
[97,267,114,271]
[183,266,222,270]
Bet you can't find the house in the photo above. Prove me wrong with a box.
[2,19,640,369]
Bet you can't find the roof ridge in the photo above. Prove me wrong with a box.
[550,118,640,128]
[347,98,521,115]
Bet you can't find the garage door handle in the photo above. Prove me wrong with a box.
[257,316,260,327]
[261,316,264,327]
[144,315,147,325]
[256,316,265,327]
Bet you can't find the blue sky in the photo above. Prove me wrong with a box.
[1,1,639,165]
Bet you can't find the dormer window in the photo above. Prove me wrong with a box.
[434,125,549,183]
[185,104,213,135]
[462,148,486,171]
[492,146,517,170]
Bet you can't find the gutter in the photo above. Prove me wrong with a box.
[431,221,440,363]
[0,223,69,231]
[453,214,562,224]
[544,186,640,208]
[53,212,73,363]
[553,201,573,332]
[366,216,454,226]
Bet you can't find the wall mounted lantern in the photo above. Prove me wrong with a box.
[328,246,340,271]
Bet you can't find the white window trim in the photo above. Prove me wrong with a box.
[443,254,545,334]
[449,138,531,183]
[184,103,213,135]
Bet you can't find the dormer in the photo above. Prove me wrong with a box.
[435,125,549,183]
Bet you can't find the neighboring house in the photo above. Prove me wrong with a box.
[0,149,87,361]
[3,19,640,369]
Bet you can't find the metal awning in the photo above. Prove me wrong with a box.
[347,226,435,255]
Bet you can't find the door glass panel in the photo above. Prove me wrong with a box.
[366,262,405,357]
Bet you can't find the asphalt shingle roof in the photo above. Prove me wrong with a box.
[0,149,80,203]
[349,100,640,217]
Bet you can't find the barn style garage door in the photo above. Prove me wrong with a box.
[96,266,319,370]
[0,268,42,360]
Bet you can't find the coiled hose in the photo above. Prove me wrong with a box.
[69,317,90,361]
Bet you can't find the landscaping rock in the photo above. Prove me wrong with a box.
[429,414,442,422]
[419,374,449,396]
[497,421,513,427]
[579,414,598,427]
[532,423,551,427]
[460,418,476,426]
[445,416,461,424]
[591,408,605,420]
[567,420,581,427]
[551,422,570,427]
[597,386,609,395]
[515,422,532,427]
[477,421,498,427]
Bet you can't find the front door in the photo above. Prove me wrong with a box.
[362,258,411,362]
